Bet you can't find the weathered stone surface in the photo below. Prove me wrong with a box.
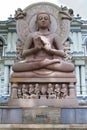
[0,124,87,130]
[23,107,61,124]
[9,77,78,107]
[61,108,87,124]
[0,108,22,124]
[7,99,78,107]
[9,2,78,108]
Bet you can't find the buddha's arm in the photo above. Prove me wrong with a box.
[50,49,64,57]
[22,34,41,58]
[52,35,65,57]
[44,47,64,57]
[42,34,64,57]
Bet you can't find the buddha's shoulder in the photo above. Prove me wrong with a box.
[26,32,37,38]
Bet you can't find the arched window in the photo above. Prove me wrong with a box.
[84,37,87,50]
[0,39,3,56]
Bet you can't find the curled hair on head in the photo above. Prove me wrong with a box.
[35,11,51,31]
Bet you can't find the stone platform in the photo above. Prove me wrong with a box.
[0,124,87,130]
[0,107,87,124]
[0,107,87,130]
[7,99,78,107]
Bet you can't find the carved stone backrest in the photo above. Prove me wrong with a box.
[15,2,73,62]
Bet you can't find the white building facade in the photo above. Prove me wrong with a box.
[0,14,87,103]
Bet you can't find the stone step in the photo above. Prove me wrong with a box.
[0,124,87,129]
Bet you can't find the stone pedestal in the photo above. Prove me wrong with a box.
[3,76,78,130]
[9,77,78,107]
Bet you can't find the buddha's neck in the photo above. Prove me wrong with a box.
[38,29,50,35]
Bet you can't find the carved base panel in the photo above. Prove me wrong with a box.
[11,82,76,99]
[9,77,78,107]
[7,98,78,107]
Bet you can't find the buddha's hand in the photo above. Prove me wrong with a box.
[34,36,44,49]
[40,36,50,45]
[43,43,51,50]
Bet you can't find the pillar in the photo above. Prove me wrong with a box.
[75,66,81,95]
[7,32,12,52]
[77,32,82,52]
[11,33,17,52]
[72,32,78,52]
[69,32,73,52]
[4,65,9,94]
[0,79,2,95]
[10,66,13,76]
[81,65,86,95]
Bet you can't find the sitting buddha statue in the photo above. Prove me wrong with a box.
[12,12,75,78]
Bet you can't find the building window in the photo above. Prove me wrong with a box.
[84,37,87,51]
[0,39,3,57]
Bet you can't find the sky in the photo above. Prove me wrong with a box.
[0,0,87,20]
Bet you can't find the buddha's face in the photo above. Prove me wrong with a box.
[37,13,51,29]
